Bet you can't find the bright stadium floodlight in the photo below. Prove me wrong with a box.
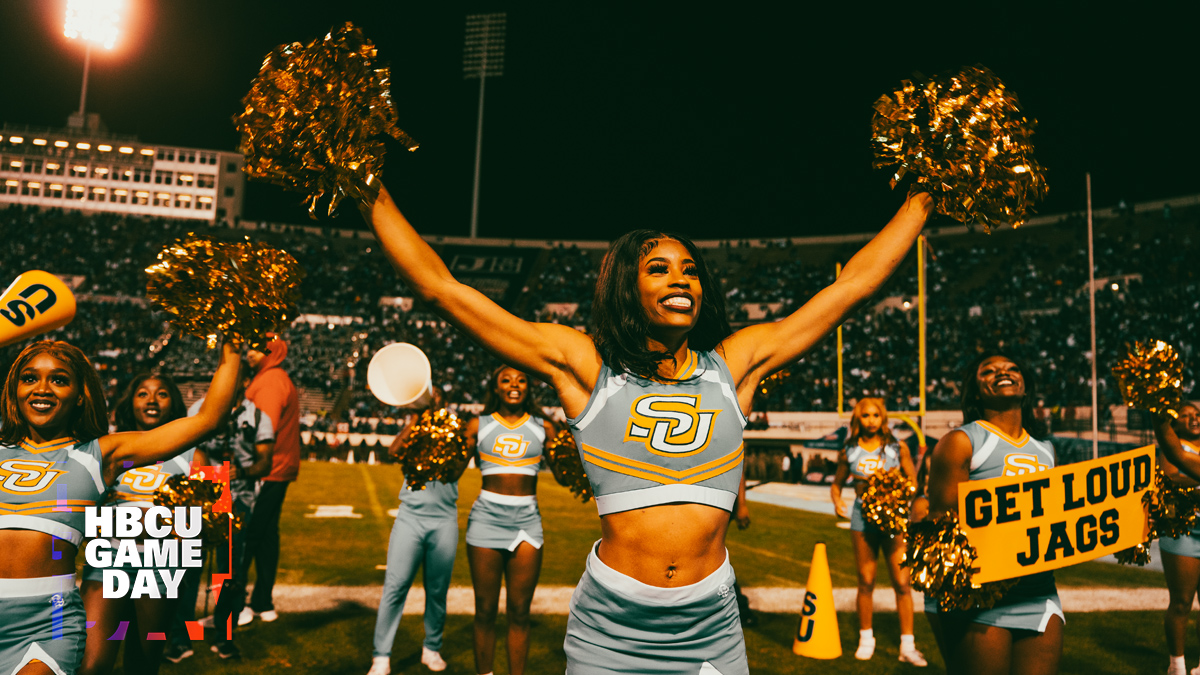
[464,12,506,239]
[64,0,123,125]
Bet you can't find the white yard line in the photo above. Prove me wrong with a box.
[247,584,1180,615]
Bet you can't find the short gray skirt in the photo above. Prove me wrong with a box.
[564,541,748,675]
[0,575,86,675]
[465,490,543,551]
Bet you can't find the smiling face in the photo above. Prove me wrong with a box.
[975,355,1025,407]
[494,367,528,408]
[131,377,174,431]
[637,238,702,336]
[1176,404,1200,441]
[17,353,81,440]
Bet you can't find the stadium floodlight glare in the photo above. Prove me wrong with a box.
[464,12,506,239]
[64,0,124,123]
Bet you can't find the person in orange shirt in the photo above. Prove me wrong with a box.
[239,335,300,624]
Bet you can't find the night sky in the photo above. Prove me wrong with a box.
[1,2,1195,240]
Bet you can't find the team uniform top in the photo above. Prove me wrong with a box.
[568,349,746,516]
[1163,439,1200,535]
[0,437,105,547]
[108,449,195,511]
[960,419,1057,594]
[397,478,459,519]
[846,441,902,481]
[476,412,546,477]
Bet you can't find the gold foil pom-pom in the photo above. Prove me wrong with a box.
[1112,340,1187,418]
[154,474,244,545]
[400,408,471,490]
[862,467,917,537]
[544,428,593,503]
[905,511,1018,611]
[235,22,418,218]
[145,235,303,352]
[871,65,1048,233]
[1117,465,1200,565]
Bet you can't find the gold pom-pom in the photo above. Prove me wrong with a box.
[235,22,418,218]
[756,370,790,400]
[544,428,593,503]
[861,467,916,537]
[1112,340,1187,418]
[399,408,471,490]
[905,511,1018,611]
[1115,465,1199,565]
[145,235,303,352]
[871,65,1048,233]
[153,473,243,545]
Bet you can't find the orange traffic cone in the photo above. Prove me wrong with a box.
[0,271,76,348]
[793,542,842,659]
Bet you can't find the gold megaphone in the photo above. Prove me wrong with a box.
[0,271,77,348]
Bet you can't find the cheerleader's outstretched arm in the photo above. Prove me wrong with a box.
[1156,414,1200,482]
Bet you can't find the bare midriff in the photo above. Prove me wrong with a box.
[0,530,77,578]
[481,472,538,497]
[598,503,730,587]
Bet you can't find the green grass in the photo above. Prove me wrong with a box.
[148,609,1186,674]
[269,462,1165,589]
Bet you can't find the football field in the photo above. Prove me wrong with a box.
[151,462,1179,674]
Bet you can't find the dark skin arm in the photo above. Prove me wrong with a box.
[1156,414,1200,482]
[926,430,974,514]
[733,472,751,529]
[830,450,852,518]
[243,440,275,479]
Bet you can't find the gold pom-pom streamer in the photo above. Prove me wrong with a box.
[1112,340,1187,419]
[235,22,418,218]
[1115,465,1199,565]
[871,65,1048,233]
[145,235,303,351]
[399,408,471,490]
[861,467,916,537]
[904,511,1018,611]
[153,473,243,545]
[544,428,593,503]
[756,370,790,400]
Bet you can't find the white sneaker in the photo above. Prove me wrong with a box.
[855,637,876,660]
[899,645,928,667]
[196,615,214,629]
[366,655,391,675]
[237,607,255,626]
[1189,665,1200,675]
[421,647,447,672]
[257,609,279,622]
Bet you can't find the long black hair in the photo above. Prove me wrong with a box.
[113,372,188,433]
[590,230,732,379]
[960,350,1047,439]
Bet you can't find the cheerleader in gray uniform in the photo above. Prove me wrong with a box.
[80,373,202,675]
[359,180,931,674]
[463,366,558,675]
[830,397,925,665]
[369,388,469,675]
[926,352,1063,675]
[0,340,240,675]
[1152,402,1200,675]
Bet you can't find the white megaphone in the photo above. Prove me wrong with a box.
[367,343,434,408]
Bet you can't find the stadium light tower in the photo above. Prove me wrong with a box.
[64,0,123,128]
[464,12,506,239]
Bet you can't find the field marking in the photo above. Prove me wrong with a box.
[247,584,1179,615]
[357,463,390,545]
[727,540,806,567]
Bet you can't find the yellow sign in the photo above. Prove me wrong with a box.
[959,445,1154,584]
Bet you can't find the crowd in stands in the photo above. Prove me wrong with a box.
[1,200,1195,421]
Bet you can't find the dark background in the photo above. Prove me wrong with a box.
[1,1,1195,240]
